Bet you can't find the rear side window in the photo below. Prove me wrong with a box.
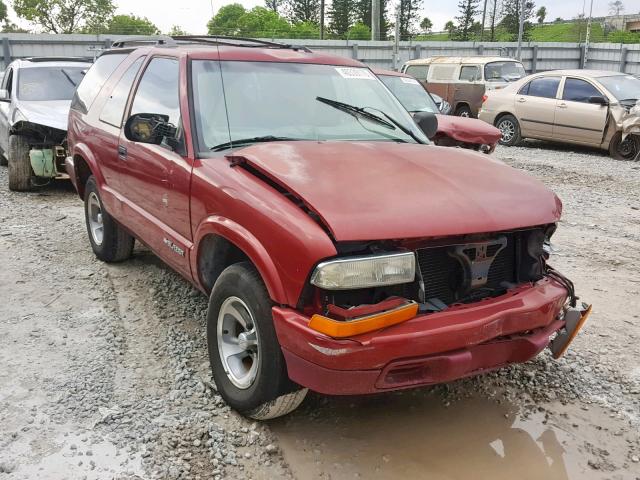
[2,67,13,96]
[519,77,560,99]
[405,65,428,81]
[99,57,145,127]
[72,53,128,113]
[459,65,480,81]
[430,65,457,81]
[562,78,602,103]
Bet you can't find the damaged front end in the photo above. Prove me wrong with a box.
[12,120,69,179]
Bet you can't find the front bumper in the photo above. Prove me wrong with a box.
[273,278,569,395]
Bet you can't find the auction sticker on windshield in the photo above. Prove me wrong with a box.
[335,67,376,80]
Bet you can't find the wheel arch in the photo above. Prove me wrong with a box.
[70,143,103,199]
[193,216,289,306]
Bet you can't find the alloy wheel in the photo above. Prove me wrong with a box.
[217,296,260,389]
[87,192,104,246]
[498,119,515,143]
[617,135,638,160]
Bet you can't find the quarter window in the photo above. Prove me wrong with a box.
[99,57,144,127]
[405,65,429,81]
[520,77,560,99]
[459,65,480,82]
[562,78,602,103]
[72,53,128,113]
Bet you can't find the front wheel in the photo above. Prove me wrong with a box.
[496,114,522,146]
[455,104,472,118]
[207,262,307,420]
[84,176,134,262]
[7,135,32,191]
[609,132,640,160]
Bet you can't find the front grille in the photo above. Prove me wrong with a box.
[416,233,517,305]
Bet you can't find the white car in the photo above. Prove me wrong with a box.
[0,57,92,190]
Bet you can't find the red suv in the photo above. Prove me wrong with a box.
[66,37,590,419]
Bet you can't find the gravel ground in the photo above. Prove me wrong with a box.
[0,141,639,479]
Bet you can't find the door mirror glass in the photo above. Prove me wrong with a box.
[124,113,178,146]
[413,111,439,139]
[588,95,608,106]
[0,88,10,102]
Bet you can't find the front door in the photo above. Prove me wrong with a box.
[515,76,561,138]
[0,67,14,154]
[553,77,608,145]
[118,56,193,278]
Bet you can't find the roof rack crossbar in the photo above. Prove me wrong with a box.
[110,36,176,48]
[171,35,311,53]
[22,56,94,63]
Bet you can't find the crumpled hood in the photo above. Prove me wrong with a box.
[231,141,562,241]
[13,100,71,131]
[436,114,502,146]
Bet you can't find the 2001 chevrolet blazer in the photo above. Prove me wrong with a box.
[66,36,590,420]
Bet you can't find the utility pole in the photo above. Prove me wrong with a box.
[516,0,525,60]
[393,6,400,70]
[320,0,325,39]
[480,0,488,41]
[584,0,594,64]
[371,0,380,41]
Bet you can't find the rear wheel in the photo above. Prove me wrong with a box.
[496,114,522,146]
[455,104,472,118]
[84,176,134,262]
[8,135,32,191]
[207,262,307,420]
[609,132,640,160]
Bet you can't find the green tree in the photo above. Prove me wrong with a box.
[445,20,457,38]
[13,0,116,33]
[237,6,292,37]
[328,0,353,36]
[168,25,187,36]
[609,0,624,16]
[354,0,389,39]
[285,0,320,23]
[106,14,159,35]
[265,0,283,13]
[398,0,422,39]
[347,21,370,39]
[289,20,320,38]
[420,17,432,32]
[455,0,479,40]
[207,3,247,35]
[536,5,546,23]
[500,0,535,40]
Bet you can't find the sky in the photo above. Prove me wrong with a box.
[6,0,640,34]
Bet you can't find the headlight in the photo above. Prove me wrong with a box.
[310,252,416,290]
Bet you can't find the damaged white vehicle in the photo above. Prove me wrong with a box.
[0,57,92,191]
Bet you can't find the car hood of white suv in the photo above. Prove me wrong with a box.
[13,100,72,132]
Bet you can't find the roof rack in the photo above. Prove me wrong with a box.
[110,35,176,48]
[172,35,310,52]
[22,56,94,63]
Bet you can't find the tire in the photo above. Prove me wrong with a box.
[84,176,134,262]
[496,114,522,147]
[207,262,306,420]
[0,151,7,167]
[455,104,472,118]
[7,135,32,191]
[609,132,640,160]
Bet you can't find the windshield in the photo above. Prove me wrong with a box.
[191,61,428,152]
[484,61,526,83]
[18,66,86,101]
[378,74,439,114]
[597,75,640,101]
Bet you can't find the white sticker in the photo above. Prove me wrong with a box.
[401,77,420,85]
[335,67,376,80]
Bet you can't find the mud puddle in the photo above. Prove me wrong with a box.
[271,388,636,480]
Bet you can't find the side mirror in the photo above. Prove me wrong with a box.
[588,96,608,106]
[0,89,10,102]
[124,113,178,146]
[413,111,439,140]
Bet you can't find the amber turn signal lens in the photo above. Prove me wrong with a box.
[309,301,419,338]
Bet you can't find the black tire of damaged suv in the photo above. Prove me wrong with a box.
[206,262,307,420]
[8,135,33,191]
[0,150,7,166]
[83,176,135,262]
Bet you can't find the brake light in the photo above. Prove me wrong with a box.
[482,95,488,104]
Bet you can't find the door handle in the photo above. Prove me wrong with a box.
[558,103,568,109]
[517,97,526,103]
[118,145,127,159]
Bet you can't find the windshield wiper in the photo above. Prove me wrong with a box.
[210,135,300,152]
[60,69,77,87]
[316,96,426,144]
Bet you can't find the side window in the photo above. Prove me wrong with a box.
[459,65,480,82]
[130,57,181,148]
[2,68,13,95]
[523,77,560,99]
[562,78,602,103]
[99,57,145,127]
[430,65,457,81]
[405,65,428,81]
[72,53,128,113]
